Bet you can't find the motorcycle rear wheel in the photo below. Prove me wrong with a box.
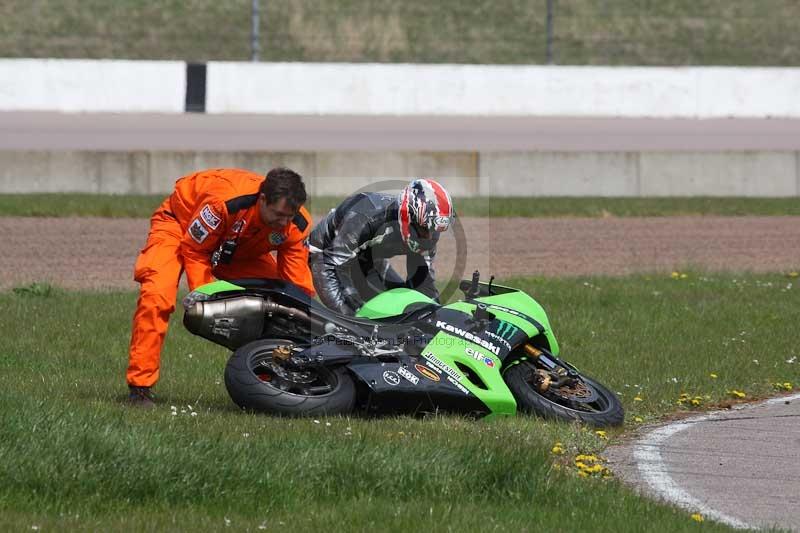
[504,360,624,427]
[224,339,356,416]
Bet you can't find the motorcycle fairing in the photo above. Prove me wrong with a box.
[347,360,489,415]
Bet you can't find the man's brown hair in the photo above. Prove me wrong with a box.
[260,167,307,209]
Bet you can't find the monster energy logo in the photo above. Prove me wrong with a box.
[495,321,519,340]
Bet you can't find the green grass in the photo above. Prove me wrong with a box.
[2,194,800,219]
[2,0,800,65]
[1,273,797,530]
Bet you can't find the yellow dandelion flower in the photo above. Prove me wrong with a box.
[634,416,643,423]
[729,390,746,398]
[691,513,704,523]
[551,444,565,455]
[575,454,599,463]
[671,272,680,279]
[784,382,793,390]
[690,399,701,406]
[709,373,718,379]
[788,271,799,278]
[577,470,589,478]
[634,395,643,402]
[575,461,589,470]
[595,430,608,440]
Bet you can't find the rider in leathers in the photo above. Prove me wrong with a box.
[308,179,454,316]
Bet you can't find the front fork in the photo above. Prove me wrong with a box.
[506,343,581,392]
[523,344,580,375]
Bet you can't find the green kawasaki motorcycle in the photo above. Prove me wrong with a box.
[182,271,624,426]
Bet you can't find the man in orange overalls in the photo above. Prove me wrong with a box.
[126,167,314,407]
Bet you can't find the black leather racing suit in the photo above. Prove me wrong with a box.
[308,192,439,315]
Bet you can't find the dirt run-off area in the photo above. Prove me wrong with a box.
[0,215,798,291]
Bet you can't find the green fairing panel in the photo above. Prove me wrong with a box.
[356,288,436,319]
[445,290,560,355]
[194,280,245,295]
[424,332,517,418]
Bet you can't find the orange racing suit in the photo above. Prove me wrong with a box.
[127,168,314,388]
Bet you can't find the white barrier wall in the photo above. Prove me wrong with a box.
[3,59,800,118]
[0,59,185,113]
[207,62,800,118]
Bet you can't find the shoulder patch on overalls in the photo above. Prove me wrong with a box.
[225,194,259,215]
[292,212,309,231]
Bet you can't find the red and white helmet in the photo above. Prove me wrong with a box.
[398,179,454,253]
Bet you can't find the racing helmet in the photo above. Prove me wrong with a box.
[398,179,454,253]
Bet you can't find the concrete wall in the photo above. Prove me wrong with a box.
[2,150,798,197]
[3,59,800,196]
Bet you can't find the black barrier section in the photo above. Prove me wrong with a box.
[185,63,207,113]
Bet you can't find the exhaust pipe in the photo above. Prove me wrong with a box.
[184,296,328,350]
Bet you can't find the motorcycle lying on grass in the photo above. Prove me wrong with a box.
[182,271,624,426]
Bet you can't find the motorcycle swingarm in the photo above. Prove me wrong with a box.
[279,340,359,370]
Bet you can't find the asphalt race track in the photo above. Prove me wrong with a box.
[4,112,800,151]
[607,393,800,531]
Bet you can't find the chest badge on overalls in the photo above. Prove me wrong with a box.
[269,232,286,246]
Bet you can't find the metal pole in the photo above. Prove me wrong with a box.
[251,0,260,62]
[546,0,554,64]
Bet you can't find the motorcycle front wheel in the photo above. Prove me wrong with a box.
[504,360,624,427]
[224,339,356,416]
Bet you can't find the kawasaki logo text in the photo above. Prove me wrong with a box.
[435,321,500,355]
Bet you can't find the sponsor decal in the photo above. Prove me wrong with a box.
[398,366,419,385]
[466,347,495,368]
[188,218,209,243]
[382,370,400,386]
[422,351,462,382]
[200,204,222,229]
[435,321,500,356]
[484,330,512,351]
[269,232,286,246]
[496,321,519,340]
[446,375,470,395]
[484,304,542,333]
[487,304,525,318]
[415,363,440,382]
[231,219,245,233]
[425,361,442,374]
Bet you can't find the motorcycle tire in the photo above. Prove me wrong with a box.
[224,339,356,416]
[504,361,624,427]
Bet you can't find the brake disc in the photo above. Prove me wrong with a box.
[553,379,600,403]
